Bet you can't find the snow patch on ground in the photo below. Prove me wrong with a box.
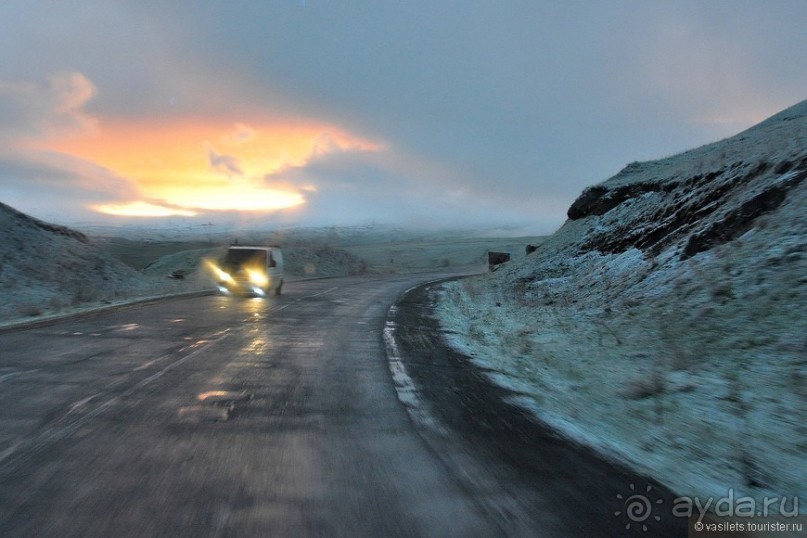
[0,202,210,324]
[435,100,807,512]
[383,307,447,434]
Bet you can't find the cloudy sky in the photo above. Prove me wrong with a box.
[1,1,805,233]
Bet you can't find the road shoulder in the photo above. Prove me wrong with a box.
[386,279,688,537]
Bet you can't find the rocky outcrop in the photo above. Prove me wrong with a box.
[566,155,807,260]
[567,180,666,221]
[682,165,807,258]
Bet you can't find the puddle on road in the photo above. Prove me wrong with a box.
[197,390,252,404]
[176,390,253,423]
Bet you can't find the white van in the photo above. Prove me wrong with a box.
[215,246,284,296]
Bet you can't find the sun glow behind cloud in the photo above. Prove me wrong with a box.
[46,118,380,217]
[93,201,197,217]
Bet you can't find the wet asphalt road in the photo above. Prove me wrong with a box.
[0,274,686,537]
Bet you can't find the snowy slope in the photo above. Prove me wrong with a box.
[436,100,807,508]
[0,202,205,322]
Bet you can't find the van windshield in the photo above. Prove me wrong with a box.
[222,249,267,269]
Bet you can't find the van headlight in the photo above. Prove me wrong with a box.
[247,269,269,287]
[206,260,233,282]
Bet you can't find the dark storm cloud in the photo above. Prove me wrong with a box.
[0,68,139,221]
[0,150,140,221]
[267,146,560,232]
[1,0,806,230]
[123,0,807,229]
[0,72,96,141]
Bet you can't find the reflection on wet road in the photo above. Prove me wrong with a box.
[0,274,511,536]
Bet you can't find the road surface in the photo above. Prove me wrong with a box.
[0,274,685,536]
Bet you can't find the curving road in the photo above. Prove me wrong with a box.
[0,274,684,537]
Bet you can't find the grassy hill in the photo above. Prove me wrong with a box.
[436,100,807,506]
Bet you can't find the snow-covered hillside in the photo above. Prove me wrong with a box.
[437,100,807,507]
[0,202,206,323]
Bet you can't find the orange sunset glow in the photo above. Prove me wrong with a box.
[45,118,381,217]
